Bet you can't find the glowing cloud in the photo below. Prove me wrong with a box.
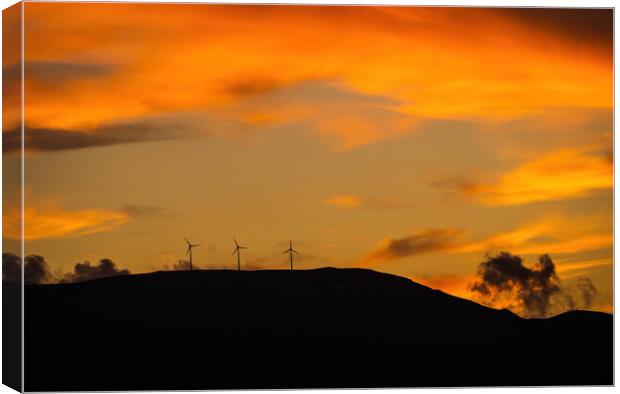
[458,214,612,256]
[323,195,363,208]
[322,194,410,209]
[555,258,612,277]
[3,202,130,240]
[6,5,611,151]
[441,148,612,206]
[364,213,611,265]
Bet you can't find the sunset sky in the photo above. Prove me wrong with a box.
[2,4,613,314]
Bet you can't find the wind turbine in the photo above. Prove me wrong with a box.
[184,237,201,271]
[232,238,248,271]
[282,239,300,271]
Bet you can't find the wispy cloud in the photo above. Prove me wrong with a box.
[364,228,463,263]
[4,114,206,154]
[433,148,612,205]
[555,257,612,278]
[4,61,114,86]
[231,80,420,150]
[458,214,612,255]
[322,194,411,209]
[2,201,162,240]
[363,213,611,265]
[120,204,163,217]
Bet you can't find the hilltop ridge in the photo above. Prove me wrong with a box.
[21,267,612,390]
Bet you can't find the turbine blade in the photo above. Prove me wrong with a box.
[234,238,239,247]
[281,250,288,255]
[185,237,191,246]
[292,249,300,255]
[233,248,238,256]
[185,247,190,256]
[240,246,248,249]
[193,244,201,247]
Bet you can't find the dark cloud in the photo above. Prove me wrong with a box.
[164,260,200,271]
[470,252,560,318]
[244,253,315,271]
[564,277,598,310]
[2,253,21,283]
[225,77,283,97]
[3,253,55,285]
[61,259,130,283]
[429,174,479,195]
[244,260,267,270]
[428,171,485,202]
[497,8,612,55]
[3,116,201,154]
[365,228,462,262]
[4,61,113,85]
[4,254,133,284]
[25,255,55,285]
[120,204,163,217]
[469,252,598,317]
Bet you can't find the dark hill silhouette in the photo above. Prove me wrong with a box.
[20,268,612,391]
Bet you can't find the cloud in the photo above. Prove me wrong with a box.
[364,228,463,263]
[241,255,286,270]
[4,61,113,87]
[15,5,610,150]
[469,252,598,317]
[363,212,611,269]
[3,62,115,130]
[24,255,56,285]
[434,148,612,205]
[323,195,364,208]
[574,278,597,308]
[224,77,285,98]
[322,194,410,209]
[163,259,199,271]
[6,80,419,153]
[469,252,561,317]
[476,108,612,160]
[120,204,163,217]
[2,253,21,283]
[3,202,130,241]
[3,253,132,284]
[60,258,130,283]
[555,258,612,277]
[9,78,410,153]
[3,114,204,154]
[429,174,480,197]
[232,80,420,150]
[457,214,612,256]
[495,8,612,55]
[2,253,55,285]
[3,200,167,241]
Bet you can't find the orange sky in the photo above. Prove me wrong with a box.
[2,4,613,316]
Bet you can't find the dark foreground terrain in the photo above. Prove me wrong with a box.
[18,268,612,390]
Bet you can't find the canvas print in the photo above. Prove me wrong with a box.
[2,3,613,391]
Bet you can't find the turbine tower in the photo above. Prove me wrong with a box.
[282,239,300,271]
[184,237,201,271]
[232,238,248,271]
